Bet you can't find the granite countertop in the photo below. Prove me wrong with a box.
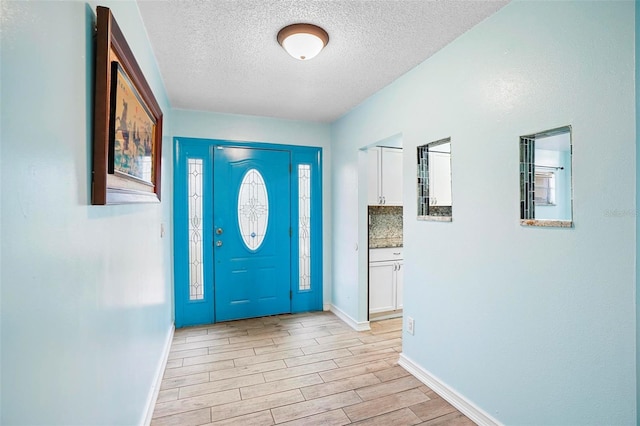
[369,238,403,249]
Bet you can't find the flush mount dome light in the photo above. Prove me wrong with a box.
[277,23,329,61]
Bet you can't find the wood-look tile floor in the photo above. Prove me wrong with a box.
[152,311,475,426]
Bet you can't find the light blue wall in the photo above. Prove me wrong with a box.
[1,1,174,424]
[172,109,331,149]
[171,109,333,306]
[636,0,640,423]
[332,1,636,424]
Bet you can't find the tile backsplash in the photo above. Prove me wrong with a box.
[369,206,403,248]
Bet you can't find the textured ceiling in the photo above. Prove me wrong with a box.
[137,0,508,123]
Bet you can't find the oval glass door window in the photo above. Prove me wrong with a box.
[238,168,269,250]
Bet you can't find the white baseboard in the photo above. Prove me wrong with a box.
[398,353,501,426]
[323,303,331,312]
[142,323,175,426]
[329,304,371,331]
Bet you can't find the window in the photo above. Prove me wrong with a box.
[298,165,311,291]
[534,172,556,206]
[187,158,204,300]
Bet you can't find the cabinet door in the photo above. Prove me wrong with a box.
[381,147,403,205]
[395,261,404,310]
[369,262,395,313]
[367,147,381,205]
[429,151,451,206]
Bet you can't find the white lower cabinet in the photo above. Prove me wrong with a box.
[369,261,396,313]
[395,262,404,310]
[369,249,403,314]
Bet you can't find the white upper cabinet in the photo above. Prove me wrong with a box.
[429,150,452,207]
[367,147,381,205]
[367,147,403,206]
[381,148,403,205]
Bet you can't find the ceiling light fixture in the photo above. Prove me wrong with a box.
[277,23,329,61]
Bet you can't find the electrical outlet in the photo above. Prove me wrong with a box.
[407,316,415,335]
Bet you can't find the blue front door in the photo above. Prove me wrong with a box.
[213,146,291,321]
[174,138,323,328]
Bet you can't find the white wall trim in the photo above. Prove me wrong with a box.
[323,303,331,311]
[142,323,175,426]
[398,353,502,426]
[329,304,371,331]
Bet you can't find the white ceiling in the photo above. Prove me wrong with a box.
[137,0,508,123]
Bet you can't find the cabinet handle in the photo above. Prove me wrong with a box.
[393,252,401,255]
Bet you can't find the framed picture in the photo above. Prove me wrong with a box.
[92,6,163,204]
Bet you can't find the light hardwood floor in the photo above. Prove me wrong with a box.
[152,311,475,425]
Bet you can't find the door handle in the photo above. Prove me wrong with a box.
[216,240,223,247]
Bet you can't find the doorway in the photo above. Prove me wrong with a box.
[173,138,323,328]
[361,134,404,323]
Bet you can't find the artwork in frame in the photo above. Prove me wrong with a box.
[109,62,156,186]
[92,6,163,204]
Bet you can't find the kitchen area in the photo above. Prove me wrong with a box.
[367,145,403,321]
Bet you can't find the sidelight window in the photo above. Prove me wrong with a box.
[298,164,311,290]
[187,159,204,300]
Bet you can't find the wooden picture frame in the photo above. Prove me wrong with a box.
[92,6,163,204]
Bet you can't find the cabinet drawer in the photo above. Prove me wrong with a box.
[369,247,403,262]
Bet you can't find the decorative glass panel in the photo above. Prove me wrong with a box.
[238,169,269,250]
[417,145,429,217]
[298,164,311,291]
[188,159,204,300]
[520,136,535,220]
